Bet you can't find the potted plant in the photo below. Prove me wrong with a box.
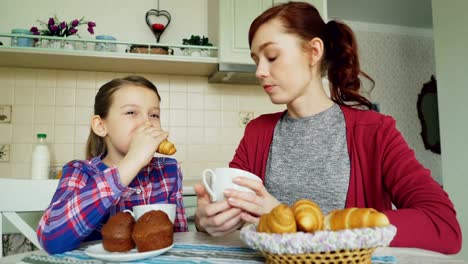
[181,35,213,57]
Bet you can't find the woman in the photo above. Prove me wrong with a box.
[194,2,461,254]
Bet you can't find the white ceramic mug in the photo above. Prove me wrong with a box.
[129,203,176,223]
[202,168,261,202]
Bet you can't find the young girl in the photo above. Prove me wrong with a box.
[37,75,187,254]
[194,2,461,254]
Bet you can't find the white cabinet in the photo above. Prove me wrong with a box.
[217,0,274,65]
[214,0,327,65]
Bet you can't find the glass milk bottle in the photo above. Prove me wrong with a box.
[31,133,50,180]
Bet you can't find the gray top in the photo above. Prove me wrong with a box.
[264,104,350,214]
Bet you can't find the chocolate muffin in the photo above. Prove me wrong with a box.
[101,211,135,252]
[132,210,174,252]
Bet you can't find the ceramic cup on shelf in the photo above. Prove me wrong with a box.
[202,168,261,202]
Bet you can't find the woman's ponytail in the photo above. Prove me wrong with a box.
[325,20,373,109]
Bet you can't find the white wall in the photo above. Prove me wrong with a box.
[0,0,210,45]
[432,0,468,260]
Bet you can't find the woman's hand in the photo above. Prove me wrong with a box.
[224,176,280,225]
[194,183,244,237]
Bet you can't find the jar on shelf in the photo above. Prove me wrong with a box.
[95,35,117,52]
[11,29,33,47]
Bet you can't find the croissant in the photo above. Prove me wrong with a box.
[156,139,176,155]
[292,199,324,232]
[324,207,390,231]
[257,204,297,233]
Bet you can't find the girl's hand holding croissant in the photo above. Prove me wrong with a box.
[223,176,281,225]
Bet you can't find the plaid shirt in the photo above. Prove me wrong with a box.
[37,155,187,254]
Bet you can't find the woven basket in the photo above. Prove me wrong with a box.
[261,247,376,264]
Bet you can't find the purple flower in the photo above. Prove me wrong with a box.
[71,19,79,27]
[30,26,39,33]
[87,21,96,28]
[60,21,67,29]
[87,27,94,34]
[48,17,55,25]
[50,25,59,32]
[69,28,78,35]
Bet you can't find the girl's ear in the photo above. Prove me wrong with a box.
[307,37,325,67]
[91,115,107,137]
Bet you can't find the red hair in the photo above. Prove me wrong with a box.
[248,2,373,109]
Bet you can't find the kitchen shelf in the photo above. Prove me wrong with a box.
[0,34,219,76]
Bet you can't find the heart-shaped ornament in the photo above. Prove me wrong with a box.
[145,9,171,42]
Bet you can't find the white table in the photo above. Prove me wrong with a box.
[0,178,200,256]
[0,231,465,264]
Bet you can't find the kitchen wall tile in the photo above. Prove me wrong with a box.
[14,68,36,88]
[12,124,33,143]
[170,92,188,109]
[0,68,14,87]
[188,110,204,127]
[14,87,35,105]
[76,71,96,89]
[183,161,205,181]
[75,89,95,106]
[188,93,204,110]
[74,143,86,160]
[96,72,117,89]
[0,124,12,142]
[186,76,206,93]
[0,85,14,104]
[36,69,57,88]
[169,109,187,127]
[10,143,32,163]
[222,127,244,145]
[75,125,90,144]
[187,145,210,162]
[187,127,204,145]
[75,107,93,125]
[169,77,187,93]
[55,88,76,106]
[0,163,11,179]
[170,127,187,145]
[57,70,77,89]
[11,164,30,179]
[160,91,169,109]
[54,125,74,143]
[160,113,169,128]
[34,106,54,124]
[12,105,34,124]
[222,111,238,128]
[53,143,75,164]
[55,106,75,125]
[204,128,223,145]
[151,74,170,92]
[171,144,186,163]
[204,111,222,127]
[221,145,236,162]
[35,87,55,106]
[221,94,239,111]
[204,94,221,110]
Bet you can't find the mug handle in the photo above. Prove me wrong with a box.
[202,169,217,202]
[123,209,135,219]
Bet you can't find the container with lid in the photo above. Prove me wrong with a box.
[11,29,33,47]
[95,35,117,52]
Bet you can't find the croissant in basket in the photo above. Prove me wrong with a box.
[258,204,297,233]
[292,199,324,233]
[324,207,390,231]
[156,139,176,155]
